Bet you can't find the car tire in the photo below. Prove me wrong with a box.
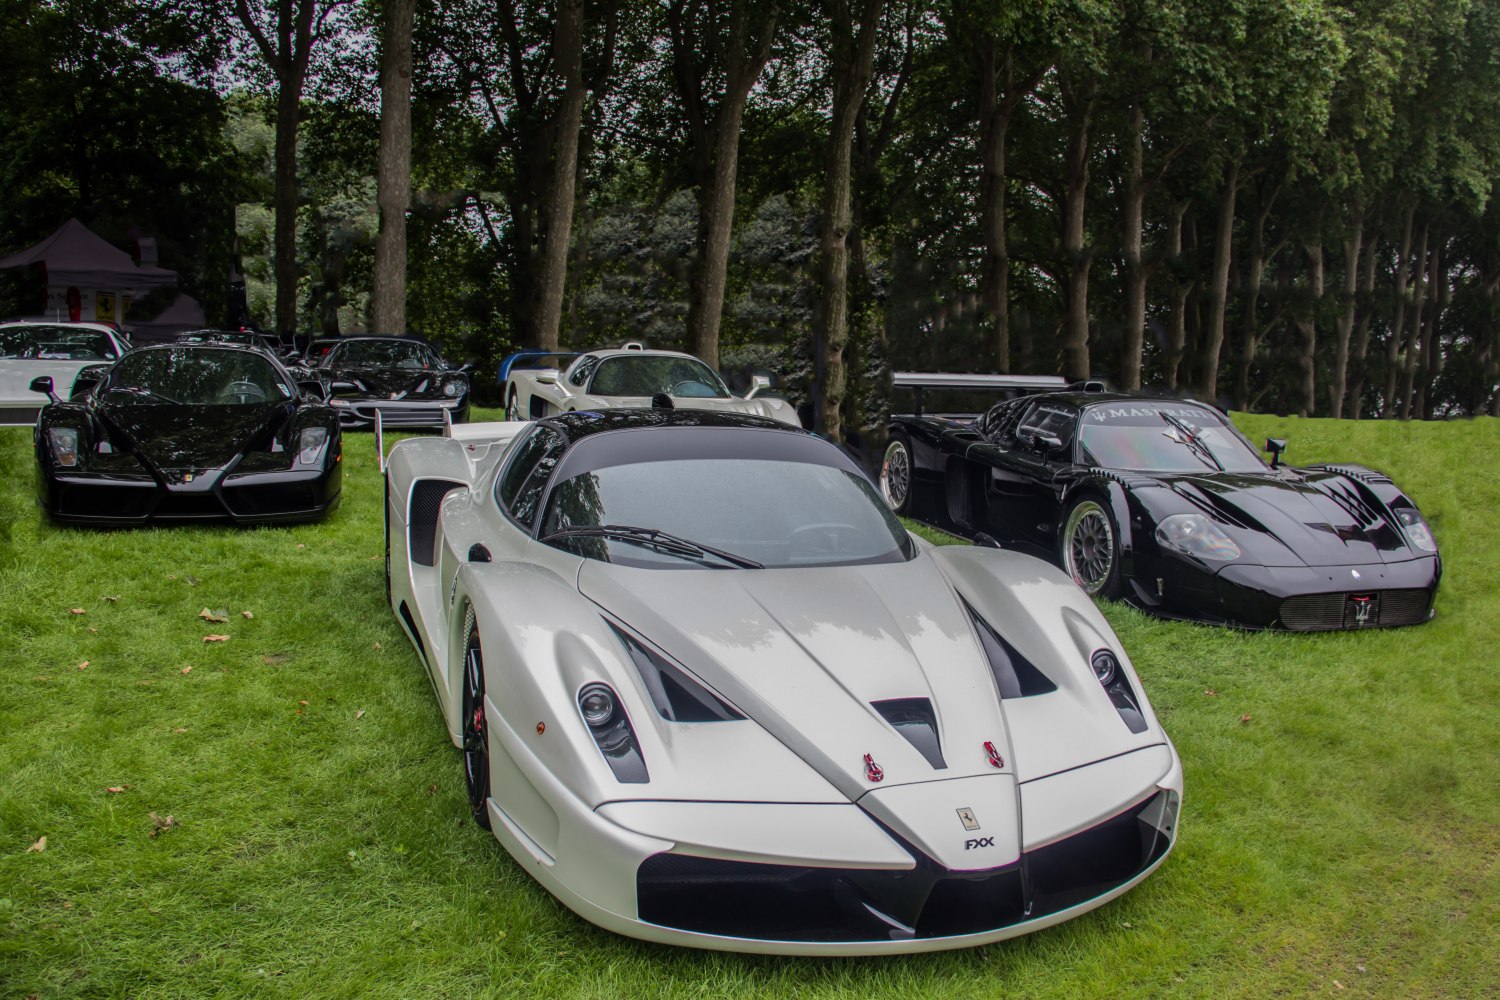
[505,386,521,422]
[1060,495,1123,599]
[460,620,492,830]
[880,432,914,515]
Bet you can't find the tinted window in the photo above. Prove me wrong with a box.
[1015,403,1077,449]
[540,453,911,569]
[0,325,118,360]
[568,355,599,387]
[495,427,566,527]
[1079,402,1265,472]
[588,355,729,398]
[326,339,437,369]
[106,348,289,405]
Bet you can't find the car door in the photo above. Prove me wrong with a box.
[980,400,1079,550]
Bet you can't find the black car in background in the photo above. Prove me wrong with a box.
[879,374,1441,631]
[31,344,342,525]
[314,335,471,428]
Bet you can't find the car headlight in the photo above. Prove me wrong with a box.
[1393,507,1437,552]
[47,426,79,467]
[1155,513,1241,560]
[297,426,329,466]
[443,378,463,398]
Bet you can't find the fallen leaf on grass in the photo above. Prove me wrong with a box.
[148,813,179,838]
[298,700,309,705]
[198,608,229,623]
[184,574,201,587]
[373,642,382,651]
[68,608,85,615]
[34,676,50,682]
[203,635,230,643]
[296,544,305,550]
[427,784,438,796]
[354,710,365,720]
[1203,689,1217,697]
[1240,714,1252,725]
[77,661,89,671]
[173,727,188,733]
[88,626,99,634]
[102,595,120,603]
[104,786,129,794]
[27,836,46,853]
[180,666,193,675]
[241,610,254,620]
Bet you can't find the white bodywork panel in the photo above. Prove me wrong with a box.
[503,348,800,426]
[383,419,1182,954]
[0,322,128,422]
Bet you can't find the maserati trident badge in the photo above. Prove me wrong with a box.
[957,807,980,831]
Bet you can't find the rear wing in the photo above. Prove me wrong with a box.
[892,372,1101,417]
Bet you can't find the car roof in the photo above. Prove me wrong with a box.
[0,320,120,334]
[577,348,702,362]
[1010,390,1223,412]
[538,407,795,443]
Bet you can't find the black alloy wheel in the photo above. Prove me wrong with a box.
[460,621,492,830]
[880,434,913,515]
[1061,496,1122,598]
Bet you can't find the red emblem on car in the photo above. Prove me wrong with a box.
[863,753,884,782]
[985,741,1005,768]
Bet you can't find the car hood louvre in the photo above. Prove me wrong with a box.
[577,558,1015,802]
[1153,471,1406,567]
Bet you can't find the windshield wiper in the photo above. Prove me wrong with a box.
[107,385,180,405]
[539,524,764,569]
[1159,412,1223,472]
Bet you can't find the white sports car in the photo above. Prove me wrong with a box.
[502,347,800,426]
[382,408,1181,954]
[0,321,131,425]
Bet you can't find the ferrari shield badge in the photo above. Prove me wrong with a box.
[957,807,980,831]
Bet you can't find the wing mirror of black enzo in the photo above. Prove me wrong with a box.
[298,379,330,401]
[30,376,59,403]
[1031,431,1064,456]
[1264,437,1288,469]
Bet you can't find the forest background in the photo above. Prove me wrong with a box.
[4,0,1500,441]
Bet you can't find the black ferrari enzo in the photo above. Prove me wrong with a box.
[879,374,1440,631]
[314,335,471,428]
[31,344,342,525]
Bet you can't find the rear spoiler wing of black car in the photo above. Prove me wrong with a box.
[892,372,1104,417]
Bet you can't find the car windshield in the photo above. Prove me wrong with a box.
[1079,402,1266,473]
[541,456,911,569]
[0,325,117,361]
[326,339,437,369]
[106,348,289,405]
[588,355,729,398]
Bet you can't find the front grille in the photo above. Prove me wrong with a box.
[636,789,1177,942]
[1279,589,1431,631]
[223,482,317,516]
[154,493,229,518]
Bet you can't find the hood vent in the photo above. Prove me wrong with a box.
[872,698,946,770]
[610,624,743,723]
[964,601,1057,699]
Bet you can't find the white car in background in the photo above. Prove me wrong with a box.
[380,409,1182,954]
[0,321,131,425]
[503,347,800,427]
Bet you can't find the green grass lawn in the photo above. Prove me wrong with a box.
[1,410,1496,998]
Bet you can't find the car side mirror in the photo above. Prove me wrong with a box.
[328,380,359,394]
[30,375,59,403]
[459,361,476,374]
[534,374,557,385]
[298,379,329,401]
[1031,431,1064,455]
[744,373,772,399]
[1264,437,1287,469]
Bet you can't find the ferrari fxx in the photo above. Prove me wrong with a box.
[879,374,1441,630]
[1,321,131,426]
[315,335,471,428]
[382,407,1181,953]
[32,343,341,525]
[502,347,797,426]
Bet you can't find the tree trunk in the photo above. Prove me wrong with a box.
[816,0,880,441]
[1347,223,1379,419]
[1295,240,1323,417]
[1383,207,1415,417]
[1328,204,1363,418]
[1416,238,1447,419]
[1399,222,1431,419]
[532,0,586,351]
[1165,202,1192,391]
[371,0,415,335]
[1119,104,1146,390]
[1233,183,1279,411]
[1198,158,1238,403]
[678,2,780,368]
[272,79,301,337]
[1058,86,1093,380]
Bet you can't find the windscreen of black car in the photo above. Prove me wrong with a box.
[539,432,911,569]
[588,355,729,399]
[1079,402,1266,473]
[106,349,290,405]
[0,326,118,360]
[327,339,437,369]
